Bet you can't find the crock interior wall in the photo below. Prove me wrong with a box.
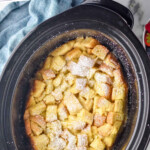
[11,29,138,150]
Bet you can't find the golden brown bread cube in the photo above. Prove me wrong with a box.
[65,48,82,61]
[43,57,52,69]
[35,91,46,103]
[82,37,99,49]
[32,80,46,98]
[30,134,49,150]
[77,109,93,125]
[26,96,36,108]
[46,105,57,122]
[41,69,55,80]
[92,45,109,60]
[45,79,53,94]
[66,72,76,86]
[29,101,46,116]
[94,82,112,99]
[99,63,114,77]
[51,56,66,71]
[104,53,120,69]
[77,134,88,147]
[103,134,116,147]
[30,115,46,129]
[79,96,93,112]
[64,92,83,115]
[98,123,113,137]
[90,137,105,150]
[112,86,126,100]
[43,94,55,105]
[25,119,32,135]
[94,72,112,85]
[74,37,85,50]
[53,73,63,87]
[51,87,63,101]
[107,112,124,125]
[51,40,75,56]
[114,99,124,113]
[93,114,106,127]
[31,121,43,136]
[58,103,69,121]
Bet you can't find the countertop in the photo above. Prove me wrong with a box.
[0,0,150,149]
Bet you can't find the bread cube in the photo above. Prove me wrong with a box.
[74,37,85,50]
[114,99,124,113]
[30,101,46,116]
[94,82,112,99]
[112,86,126,100]
[95,97,114,112]
[61,129,77,150]
[65,48,82,61]
[35,91,46,103]
[104,53,120,69]
[82,125,93,143]
[77,109,93,125]
[24,119,32,135]
[113,121,122,132]
[51,56,66,71]
[64,92,82,115]
[66,73,75,86]
[94,114,106,127]
[30,115,46,129]
[43,56,52,69]
[99,63,113,77]
[26,96,36,108]
[78,55,95,68]
[67,61,89,77]
[51,88,63,101]
[48,137,66,150]
[79,96,93,111]
[107,112,124,125]
[70,84,80,94]
[103,134,116,147]
[41,69,55,80]
[82,37,99,49]
[80,86,95,100]
[113,69,128,90]
[58,103,68,121]
[53,73,63,87]
[98,123,113,137]
[77,134,88,147]
[68,119,86,131]
[60,80,69,92]
[31,121,43,136]
[94,72,112,85]
[32,80,46,97]
[92,126,98,136]
[76,78,87,90]
[51,40,75,56]
[87,68,97,79]
[92,45,109,60]
[46,105,57,122]
[90,137,105,150]
[31,134,49,150]
[45,79,53,94]
[46,120,62,138]
[43,94,55,105]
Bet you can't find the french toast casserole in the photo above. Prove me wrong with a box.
[24,37,128,150]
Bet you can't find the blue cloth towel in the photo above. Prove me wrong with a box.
[0,0,82,74]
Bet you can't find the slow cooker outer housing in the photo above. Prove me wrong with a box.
[0,4,150,150]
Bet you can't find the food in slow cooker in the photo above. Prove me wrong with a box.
[24,37,128,150]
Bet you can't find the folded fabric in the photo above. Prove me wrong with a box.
[0,0,83,74]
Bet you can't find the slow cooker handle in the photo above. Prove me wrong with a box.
[82,0,134,29]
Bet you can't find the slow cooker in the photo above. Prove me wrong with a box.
[0,0,150,149]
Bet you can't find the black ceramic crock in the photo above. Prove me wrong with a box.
[0,0,150,150]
